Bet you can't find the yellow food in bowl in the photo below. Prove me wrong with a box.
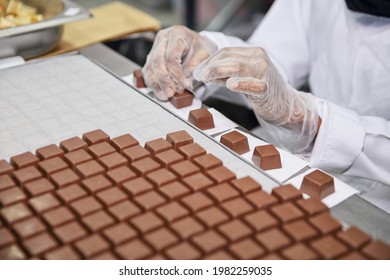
[0,0,43,29]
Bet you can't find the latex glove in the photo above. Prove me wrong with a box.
[193,47,320,153]
[142,25,216,101]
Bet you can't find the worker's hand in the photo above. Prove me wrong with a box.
[193,47,320,153]
[142,25,216,101]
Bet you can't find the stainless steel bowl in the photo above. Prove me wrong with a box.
[0,0,90,59]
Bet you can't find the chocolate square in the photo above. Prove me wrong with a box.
[111,134,139,151]
[281,243,319,260]
[144,138,172,155]
[0,174,15,191]
[156,201,189,222]
[64,150,93,168]
[169,90,194,109]
[115,239,152,260]
[39,157,68,175]
[25,178,55,197]
[361,240,390,260]
[229,238,265,260]
[252,144,282,170]
[188,108,215,130]
[133,69,146,88]
[134,191,166,211]
[166,242,202,260]
[220,130,250,155]
[60,137,88,152]
[154,149,184,167]
[310,236,349,260]
[300,170,335,199]
[82,129,110,145]
[122,145,150,162]
[178,143,206,160]
[193,153,222,172]
[166,130,193,149]
[171,217,204,238]
[74,178,103,197]
[271,184,302,202]
[0,160,14,176]
[11,152,39,169]
[231,176,262,194]
[36,144,64,160]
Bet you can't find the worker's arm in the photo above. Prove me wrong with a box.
[311,100,390,185]
[200,0,312,89]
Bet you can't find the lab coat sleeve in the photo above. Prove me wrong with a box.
[200,0,312,89]
[312,99,390,185]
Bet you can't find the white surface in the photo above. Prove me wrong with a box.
[215,129,309,186]
[199,108,238,136]
[0,56,25,70]
[287,168,359,208]
[0,54,278,189]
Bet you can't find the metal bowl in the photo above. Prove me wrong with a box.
[0,0,90,59]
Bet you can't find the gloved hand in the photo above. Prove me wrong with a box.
[142,25,217,101]
[193,47,321,153]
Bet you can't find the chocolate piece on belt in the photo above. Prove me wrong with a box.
[133,69,146,88]
[169,90,194,109]
[300,169,335,199]
[220,130,250,155]
[252,144,282,171]
[188,108,215,130]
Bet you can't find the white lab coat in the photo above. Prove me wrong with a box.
[200,0,390,185]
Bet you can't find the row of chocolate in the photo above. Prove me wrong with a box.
[1,129,389,259]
